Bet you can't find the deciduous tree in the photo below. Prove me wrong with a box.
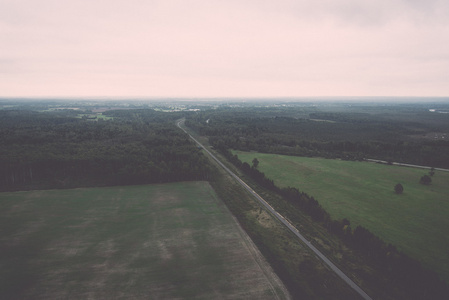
[420,175,432,185]
[252,158,259,169]
[394,183,404,194]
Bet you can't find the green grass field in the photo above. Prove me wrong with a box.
[234,151,449,282]
[0,182,287,299]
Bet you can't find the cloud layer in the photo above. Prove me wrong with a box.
[1,0,448,97]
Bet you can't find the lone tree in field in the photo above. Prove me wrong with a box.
[429,167,435,177]
[420,175,432,185]
[252,158,259,169]
[394,183,404,194]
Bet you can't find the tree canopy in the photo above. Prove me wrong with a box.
[185,105,449,168]
[394,183,404,194]
[419,175,432,185]
[252,157,259,168]
[0,109,214,191]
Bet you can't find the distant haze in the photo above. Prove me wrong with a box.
[1,0,448,98]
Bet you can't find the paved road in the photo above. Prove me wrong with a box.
[177,119,372,300]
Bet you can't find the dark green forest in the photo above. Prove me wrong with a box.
[0,109,213,191]
[185,104,449,168]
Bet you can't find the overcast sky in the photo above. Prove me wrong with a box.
[1,0,448,98]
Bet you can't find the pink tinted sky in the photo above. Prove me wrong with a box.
[1,0,448,98]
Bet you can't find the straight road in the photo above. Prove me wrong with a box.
[177,119,372,300]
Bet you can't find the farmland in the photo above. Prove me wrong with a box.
[0,181,288,299]
[233,151,449,283]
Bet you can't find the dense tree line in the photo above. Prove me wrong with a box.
[186,106,449,168]
[0,109,214,191]
[216,146,449,299]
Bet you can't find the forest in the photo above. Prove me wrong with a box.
[185,103,449,168]
[0,108,213,191]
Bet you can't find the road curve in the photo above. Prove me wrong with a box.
[177,119,372,300]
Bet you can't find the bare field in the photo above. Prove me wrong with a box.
[0,182,289,299]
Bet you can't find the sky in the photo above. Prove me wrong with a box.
[1,0,448,98]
